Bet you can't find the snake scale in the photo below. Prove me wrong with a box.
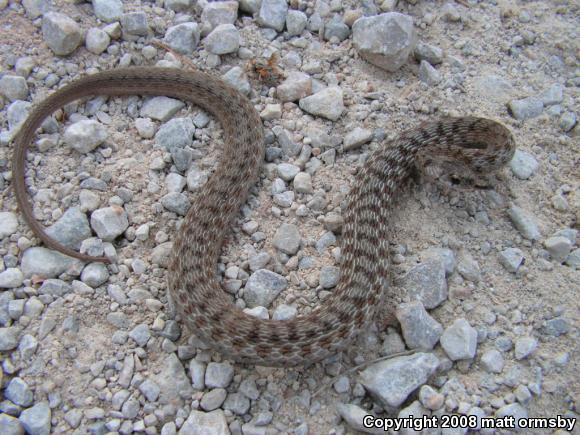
[12,68,516,366]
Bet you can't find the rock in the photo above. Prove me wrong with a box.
[0,75,29,102]
[85,27,110,54]
[419,60,442,85]
[0,212,19,238]
[319,266,340,289]
[419,385,444,411]
[277,163,300,181]
[508,205,541,240]
[22,0,50,19]
[165,0,192,12]
[299,86,344,121]
[352,13,416,72]
[222,66,251,96]
[64,120,108,153]
[200,388,226,411]
[39,279,72,297]
[140,97,184,121]
[499,248,524,273]
[90,206,129,241]
[400,259,447,309]
[508,97,543,120]
[0,268,24,289]
[120,12,149,38]
[440,318,478,361]
[286,10,307,36]
[204,24,240,55]
[93,0,123,23]
[153,353,193,405]
[495,403,528,430]
[336,404,383,435]
[324,15,350,42]
[514,336,538,360]
[396,301,443,350]
[441,2,461,21]
[260,104,282,120]
[473,75,514,102]
[179,410,229,435]
[0,327,21,351]
[200,1,238,35]
[457,253,481,282]
[480,349,504,373]
[276,72,312,102]
[46,207,91,250]
[559,111,576,132]
[565,248,580,269]
[414,41,444,65]
[223,392,250,415]
[258,0,288,32]
[244,269,287,308]
[19,402,51,435]
[205,362,234,388]
[273,304,297,320]
[294,172,313,194]
[540,84,564,106]
[344,127,373,151]
[272,223,301,255]
[164,23,201,55]
[5,378,33,407]
[359,352,439,408]
[129,324,151,347]
[41,12,82,56]
[139,379,160,402]
[155,118,195,150]
[135,118,156,138]
[0,413,24,435]
[544,236,572,262]
[21,247,83,279]
[509,150,539,180]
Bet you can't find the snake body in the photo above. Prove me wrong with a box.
[13,68,516,366]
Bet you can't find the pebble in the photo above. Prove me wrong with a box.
[442,2,461,21]
[244,269,287,308]
[495,403,528,430]
[90,206,129,241]
[565,249,580,269]
[499,248,524,273]
[457,253,481,282]
[0,75,29,102]
[129,324,151,346]
[80,262,109,287]
[93,0,123,23]
[46,207,91,249]
[509,150,539,180]
[19,402,51,435]
[343,127,373,151]
[440,318,478,361]
[273,223,301,255]
[336,403,383,435]
[153,353,193,404]
[205,362,234,389]
[139,379,160,402]
[324,15,350,42]
[514,336,538,360]
[543,236,572,262]
[400,259,447,309]
[419,60,442,85]
[0,212,19,239]
[21,247,83,279]
[293,172,313,194]
[414,41,444,65]
[258,0,288,32]
[204,24,240,55]
[508,205,541,240]
[396,300,443,350]
[352,12,416,72]
[0,413,24,435]
[319,265,340,289]
[163,25,200,56]
[480,349,504,373]
[276,72,312,103]
[41,12,82,56]
[222,66,251,96]
[64,119,108,153]
[299,86,344,121]
[277,163,300,181]
[200,1,238,35]
[201,388,227,411]
[120,12,149,38]
[540,84,564,106]
[223,392,251,415]
[286,10,307,36]
[359,352,439,408]
[0,268,24,289]
[559,111,576,132]
[85,27,110,54]
[508,97,544,120]
[5,377,33,407]
[156,118,195,150]
[180,409,229,434]
[272,304,297,320]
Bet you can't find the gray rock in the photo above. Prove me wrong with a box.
[239,0,261,14]
[156,117,195,150]
[18,334,37,360]
[19,402,51,435]
[272,223,301,255]
[352,13,416,72]
[0,75,29,102]
[0,212,19,239]
[164,22,201,55]
[205,362,234,388]
[316,231,336,253]
[508,205,541,240]
[46,207,91,250]
[38,279,72,296]
[223,392,250,415]
[480,349,504,373]
[419,60,442,85]
[7,100,31,134]
[509,150,539,180]
[249,252,271,271]
[344,127,373,151]
[543,317,569,336]
[273,126,302,157]
[179,410,229,435]
[200,1,238,35]
[400,259,447,309]
[189,359,206,390]
[161,193,190,216]
[222,66,251,96]
[540,83,564,106]
[440,318,478,361]
[258,0,288,32]
[273,191,294,208]
[324,15,350,42]
[559,111,576,132]
[495,403,528,430]
[90,206,129,241]
[41,12,82,56]
[359,352,439,408]
[141,96,185,121]
[396,300,443,350]
[457,253,481,282]
[153,353,193,404]
[544,236,572,262]
[186,168,208,191]
[239,378,260,400]
[204,24,239,55]
[293,172,313,194]
[442,2,461,21]
[135,118,155,138]
[139,379,160,402]
[244,269,287,308]
[514,336,538,360]
[0,268,24,289]
[508,97,543,120]
[286,10,307,36]
[319,266,340,289]
[272,304,297,320]
[565,248,580,269]
[120,12,148,38]
[93,0,123,22]
[299,86,344,121]
[499,248,524,273]
[85,27,110,54]
[200,388,227,411]
[21,247,83,278]
[277,163,300,181]
[129,324,151,346]
[473,74,514,102]
[277,72,312,102]
[336,404,383,435]
[22,0,50,19]
[5,378,33,407]
[414,41,443,65]
[0,413,24,435]
[64,120,108,154]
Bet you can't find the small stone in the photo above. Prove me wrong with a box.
[129,324,151,346]
[244,269,287,308]
[258,0,288,32]
[0,75,29,102]
[276,72,312,103]
[324,15,350,42]
[343,127,373,151]
[419,60,442,85]
[293,172,313,194]
[0,413,24,435]
[42,12,82,56]
[205,362,234,388]
[64,120,108,154]
[93,0,123,23]
[200,388,227,411]
[414,41,444,65]
[352,12,417,72]
[120,12,148,38]
[90,206,129,241]
[400,259,447,309]
[544,236,572,263]
[508,97,543,120]
[19,402,51,435]
[319,266,340,289]
[22,0,50,19]
[46,207,91,250]
[244,306,269,319]
[0,327,21,351]
[514,336,538,360]
[204,24,240,55]
[141,96,185,121]
[0,212,19,239]
[222,66,251,96]
[396,300,443,350]
[200,1,238,35]
[139,379,160,402]
[5,378,33,407]
[457,253,481,282]
[509,150,539,180]
[85,28,110,54]
[440,318,478,361]
[499,248,524,273]
[0,268,24,289]
[419,385,444,410]
[272,304,297,320]
[286,10,307,36]
[540,84,564,106]
[299,86,344,121]
[164,23,201,55]
[495,403,528,430]
[179,409,229,435]
[565,248,580,269]
[442,2,461,21]
[277,163,300,181]
[21,247,83,278]
[272,223,301,255]
[559,111,576,132]
[81,263,109,287]
[480,349,504,373]
[508,205,541,240]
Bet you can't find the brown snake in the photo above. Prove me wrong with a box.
[12,68,516,366]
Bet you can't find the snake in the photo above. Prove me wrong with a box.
[12,67,516,366]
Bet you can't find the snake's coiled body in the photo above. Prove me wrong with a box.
[13,68,515,366]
